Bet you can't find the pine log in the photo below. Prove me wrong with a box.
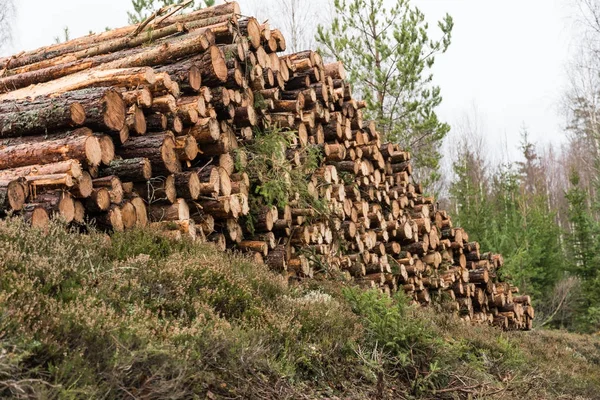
[99,157,152,182]
[93,176,124,204]
[195,166,220,197]
[237,17,262,49]
[122,88,153,108]
[177,108,199,126]
[23,206,50,228]
[0,28,211,93]
[194,197,232,220]
[148,198,190,222]
[71,200,86,224]
[190,211,215,235]
[238,240,268,256]
[85,188,111,212]
[0,160,83,181]
[0,2,239,72]
[173,171,201,200]
[71,172,94,198]
[0,67,157,101]
[125,196,146,228]
[116,132,181,175]
[93,204,124,232]
[112,125,130,145]
[145,113,168,132]
[323,62,346,80]
[469,268,490,284]
[119,200,138,230]
[28,191,75,223]
[156,62,202,94]
[174,134,199,162]
[122,182,134,195]
[126,104,147,135]
[151,95,177,114]
[187,46,228,86]
[185,117,220,143]
[71,87,126,132]
[0,98,84,138]
[0,179,27,212]
[265,244,288,272]
[200,127,238,156]
[233,106,257,127]
[0,127,102,169]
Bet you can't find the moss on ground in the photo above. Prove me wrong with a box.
[0,217,599,399]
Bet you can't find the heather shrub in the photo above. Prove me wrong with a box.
[0,217,599,399]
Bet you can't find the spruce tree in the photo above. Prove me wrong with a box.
[449,146,490,244]
[565,170,597,280]
[565,169,600,331]
[509,133,563,299]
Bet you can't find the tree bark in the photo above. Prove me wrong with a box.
[173,170,201,200]
[99,157,152,182]
[0,29,212,93]
[116,132,181,175]
[0,128,102,169]
[0,159,83,180]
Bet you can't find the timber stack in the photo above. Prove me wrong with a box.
[0,2,533,330]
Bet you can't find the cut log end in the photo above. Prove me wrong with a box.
[188,65,202,91]
[107,206,125,232]
[70,102,86,125]
[99,135,115,165]
[27,207,50,228]
[85,135,103,167]
[58,194,76,223]
[74,171,93,198]
[211,46,228,82]
[130,196,148,227]
[103,89,126,131]
[245,18,262,49]
[73,201,85,224]
[92,188,111,212]
[161,139,182,174]
[14,181,28,210]
[120,201,137,230]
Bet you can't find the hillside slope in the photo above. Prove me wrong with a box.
[0,218,599,399]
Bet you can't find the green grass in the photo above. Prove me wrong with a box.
[0,217,599,399]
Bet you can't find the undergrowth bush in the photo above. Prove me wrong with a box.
[234,124,326,234]
[0,217,599,399]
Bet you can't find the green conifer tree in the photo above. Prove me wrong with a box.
[316,0,453,189]
[565,169,600,331]
[449,146,490,243]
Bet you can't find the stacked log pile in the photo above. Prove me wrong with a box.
[0,2,533,330]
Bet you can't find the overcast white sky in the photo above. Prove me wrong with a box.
[416,0,577,161]
[6,0,582,161]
